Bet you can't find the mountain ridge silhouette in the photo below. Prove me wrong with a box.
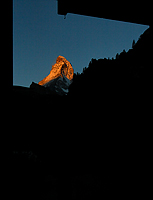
[12,27,152,152]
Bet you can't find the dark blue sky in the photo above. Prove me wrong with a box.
[13,0,149,87]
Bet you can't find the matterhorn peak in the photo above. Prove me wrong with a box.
[38,55,74,95]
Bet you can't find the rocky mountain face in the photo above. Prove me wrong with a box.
[38,55,74,95]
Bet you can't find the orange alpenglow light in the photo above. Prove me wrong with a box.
[38,55,74,86]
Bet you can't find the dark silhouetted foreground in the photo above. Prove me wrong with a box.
[10,27,152,199]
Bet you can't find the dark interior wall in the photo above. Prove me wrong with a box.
[57,0,151,26]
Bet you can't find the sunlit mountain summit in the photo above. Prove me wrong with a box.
[38,55,74,95]
[39,56,73,85]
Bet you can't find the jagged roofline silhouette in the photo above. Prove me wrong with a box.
[57,0,151,26]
